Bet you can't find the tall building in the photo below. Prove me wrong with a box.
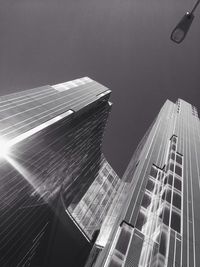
[92,99,200,267]
[1,78,199,267]
[0,77,123,267]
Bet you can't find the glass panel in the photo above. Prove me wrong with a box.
[150,167,158,178]
[166,189,172,204]
[175,165,182,177]
[173,192,181,209]
[146,179,155,192]
[159,231,167,256]
[171,210,181,233]
[163,207,170,226]
[176,155,182,165]
[162,191,166,201]
[170,152,175,160]
[167,174,173,186]
[171,144,176,151]
[108,258,122,267]
[115,223,133,255]
[169,163,174,172]
[136,211,147,230]
[141,193,151,209]
[171,136,177,144]
[174,177,182,191]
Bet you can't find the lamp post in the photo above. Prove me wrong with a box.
[170,0,200,43]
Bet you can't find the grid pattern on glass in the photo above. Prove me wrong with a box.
[68,158,121,239]
[134,135,183,266]
[192,105,198,117]
[106,222,134,267]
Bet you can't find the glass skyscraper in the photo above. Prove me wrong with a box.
[92,99,200,267]
[1,78,200,267]
[0,77,122,267]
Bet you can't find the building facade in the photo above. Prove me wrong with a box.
[92,99,200,267]
[1,78,200,267]
[0,77,122,267]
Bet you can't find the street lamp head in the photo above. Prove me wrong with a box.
[170,12,194,43]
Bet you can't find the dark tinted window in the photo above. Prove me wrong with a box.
[171,144,176,151]
[136,211,146,230]
[166,189,172,204]
[173,192,181,209]
[175,165,182,177]
[146,179,155,192]
[169,163,174,172]
[176,155,182,165]
[159,232,167,256]
[163,207,170,226]
[170,152,175,160]
[141,193,151,209]
[162,191,166,201]
[167,174,173,186]
[171,136,177,144]
[174,177,182,191]
[108,258,122,267]
[171,211,181,232]
[150,167,158,178]
[115,225,132,255]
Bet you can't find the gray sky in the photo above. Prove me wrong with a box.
[0,0,200,176]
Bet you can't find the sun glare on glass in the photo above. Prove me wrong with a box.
[0,138,10,158]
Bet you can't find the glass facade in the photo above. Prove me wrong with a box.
[93,99,200,267]
[68,157,121,239]
[2,78,200,267]
[0,78,118,267]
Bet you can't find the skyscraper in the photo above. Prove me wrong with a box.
[0,77,123,267]
[1,78,199,267]
[92,99,200,267]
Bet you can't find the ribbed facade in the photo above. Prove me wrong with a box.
[1,79,199,267]
[0,77,120,267]
[93,99,200,267]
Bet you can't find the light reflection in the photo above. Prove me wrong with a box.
[5,155,42,198]
[0,138,10,159]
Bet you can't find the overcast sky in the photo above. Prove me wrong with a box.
[0,0,200,176]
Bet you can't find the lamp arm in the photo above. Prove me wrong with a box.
[191,0,200,14]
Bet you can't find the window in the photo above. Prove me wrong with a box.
[173,192,181,209]
[159,231,167,256]
[108,259,122,267]
[170,152,175,161]
[175,165,182,177]
[174,177,182,191]
[166,189,172,204]
[176,155,182,165]
[115,223,132,255]
[107,174,114,182]
[136,211,147,230]
[171,144,176,151]
[141,193,151,209]
[146,179,155,192]
[167,174,173,186]
[157,172,162,181]
[171,210,181,233]
[163,207,170,226]
[159,206,170,226]
[162,191,166,201]
[150,167,158,178]
[171,136,177,144]
[169,163,174,172]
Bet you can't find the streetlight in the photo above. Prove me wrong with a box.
[170,0,200,43]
